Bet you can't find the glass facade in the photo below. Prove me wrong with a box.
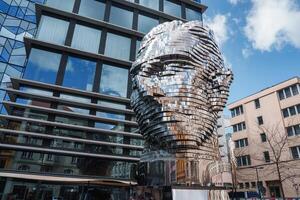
[45,0,75,12]
[0,0,204,199]
[36,15,69,45]
[105,33,131,60]
[71,24,101,53]
[186,6,202,21]
[138,14,159,33]
[100,64,129,97]
[164,0,182,18]
[78,0,106,20]
[109,5,133,29]
[23,48,61,84]
[139,0,159,10]
[63,56,96,91]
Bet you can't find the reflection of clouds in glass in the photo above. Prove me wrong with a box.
[100,65,128,97]
[23,87,53,96]
[98,100,126,109]
[64,57,96,91]
[96,111,125,131]
[28,48,61,72]
[60,93,90,103]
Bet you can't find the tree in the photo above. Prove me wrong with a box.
[252,122,300,199]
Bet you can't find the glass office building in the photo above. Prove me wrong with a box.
[0,0,206,199]
[0,0,46,112]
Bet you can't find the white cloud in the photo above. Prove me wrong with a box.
[244,0,300,51]
[206,14,229,47]
[242,47,253,58]
[228,0,241,5]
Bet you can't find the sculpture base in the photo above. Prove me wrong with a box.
[133,186,230,200]
[137,150,232,187]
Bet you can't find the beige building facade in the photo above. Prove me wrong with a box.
[228,77,300,198]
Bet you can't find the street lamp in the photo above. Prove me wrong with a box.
[255,166,264,200]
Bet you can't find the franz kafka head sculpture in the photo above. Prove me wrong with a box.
[131,20,233,186]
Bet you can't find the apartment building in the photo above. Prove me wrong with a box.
[0,0,206,199]
[228,77,300,198]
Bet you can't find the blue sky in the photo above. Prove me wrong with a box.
[201,0,300,104]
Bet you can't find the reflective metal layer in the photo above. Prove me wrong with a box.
[130,20,233,186]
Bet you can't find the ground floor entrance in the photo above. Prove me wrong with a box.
[0,177,131,200]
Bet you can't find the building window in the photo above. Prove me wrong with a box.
[235,138,248,148]
[232,122,246,132]
[260,133,267,142]
[18,165,30,171]
[21,151,33,160]
[254,99,260,109]
[78,0,105,20]
[239,183,244,189]
[164,0,182,18]
[278,84,299,100]
[251,182,256,188]
[109,5,133,29]
[291,146,300,159]
[36,15,69,45]
[263,151,270,162]
[245,182,250,189]
[287,124,300,137]
[47,154,53,161]
[185,6,202,21]
[257,116,264,125]
[62,56,96,91]
[23,48,61,84]
[139,0,159,10]
[99,64,128,97]
[282,104,300,118]
[105,33,131,60]
[64,169,74,174]
[71,24,101,54]
[71,156,78,164]
[230,105,243,117]
[138,13,159,33]
[236,155,251,166]
[45,0,75,12]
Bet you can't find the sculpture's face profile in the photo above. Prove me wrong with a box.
[131,20,233,159]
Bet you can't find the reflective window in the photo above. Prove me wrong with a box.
[105,33,131,60]
[55,116,88,126]
[98,100,126,109]
[95,121,124,131]
[78,0,105,20]
[139,0,159,10]
[71,24,101,54]
[99,64,128,97]
[24,48,61,84]
[63,56,96,91]
[138,14,159,33]
[36,16,69,45]
[57,104,90,115]
[136,40,141,57]
[164,0,181,18]
[186,7,202,21]
[19,86,53,96]
[109,5,133,29]
[60,93,91,103]
[45,0,75,12]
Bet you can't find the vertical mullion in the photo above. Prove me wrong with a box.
[64,19,76,46]
[73,0,81,13]
[55,53,68,86]
[181,2,186,19]
[104,0,112,22]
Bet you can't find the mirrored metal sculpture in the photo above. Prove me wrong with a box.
[131,20,233,188]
